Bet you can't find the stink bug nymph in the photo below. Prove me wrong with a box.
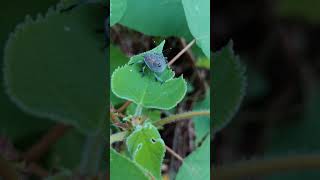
[130,52,168,84]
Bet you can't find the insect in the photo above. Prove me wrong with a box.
[130,52,168,84]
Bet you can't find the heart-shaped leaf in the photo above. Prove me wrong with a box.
[110,0,127,26]
[126,123,165,180]
[119,0,191,38]
[111,41,187,110]
[182,0,210,58]
[4,4,107,134]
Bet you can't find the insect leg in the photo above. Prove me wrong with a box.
[154,73,164,84]
[140,65,147,77]
[128,59,144,66]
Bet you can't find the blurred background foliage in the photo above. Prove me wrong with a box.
[213,0,320,179]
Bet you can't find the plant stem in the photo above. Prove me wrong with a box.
[212,154,320,179]
[23,123,70,162]
[153,110,210,127]
[134,104,143,116]
[117,101,132,113]
[110,131,128,145]
[168,39,196,66]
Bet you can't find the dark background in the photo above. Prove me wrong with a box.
[213,0,320,179]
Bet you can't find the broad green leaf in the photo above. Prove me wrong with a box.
[111,41,187,110]
[110,149,149,180]
[110,44,128,106]
[119,0,191,37]
[126,123,165,180]
[4,4,107,134]
[126,103,161,123]
[193,90,210,144]
[277,0,320,24]
[0,0,58,143]
[176,136,210,180]
[110,0,127,26]
[182,0,210,58]
[213,42,246,135]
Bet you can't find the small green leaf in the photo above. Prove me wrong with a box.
[119,0,191,37]
[176,136,210,180]
[110,0,127,26]
[126,123,165,180]
[111,41,187,110]
[4,4,107,134]
[193,90,210,144]
[196,56,210,69]
[182,0,210,58]
[213,42,246,135]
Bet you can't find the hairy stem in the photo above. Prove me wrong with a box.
[212,154,320,179]
[110,131,128,145]
[153,110,210,127]
[134,104,143,116]
[168,39,196,66]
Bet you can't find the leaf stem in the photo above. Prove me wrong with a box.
[168,39,196,66]
[153,110,210,127]
[134,104,143,116]
[110,111,209,144]
[212,154,320,179]
[110,131,128,144]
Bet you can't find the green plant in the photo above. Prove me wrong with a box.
[110,0,210,179]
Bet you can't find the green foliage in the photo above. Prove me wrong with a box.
[119,0,191,37]
[4,4,107,134]
[176,136,210,180]
[126,123,165,180]
[0,0,57,145]
[111,41,187,110]
[212,42,246,136]
[126,103,161,123]
[193,90,210,144]
[110,149,149,180]
[182,0,210,58]
[110,0,127,26]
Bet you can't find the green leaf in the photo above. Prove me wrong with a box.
[110,44,128,106]
[212,42,246,135]
[0,0,58,143]
[4,4,107,134]
[182,0,210,58]
[110,0,127,26]
[193,90,210,144]
[126,123,165,180]
[119,0,191,37]
[111,41,187,110]
[111,148,149,180]
[176,136,210,180]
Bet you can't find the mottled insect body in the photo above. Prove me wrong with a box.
[142,52,167,73]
